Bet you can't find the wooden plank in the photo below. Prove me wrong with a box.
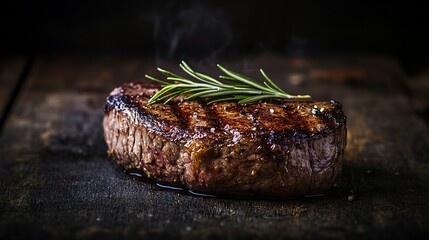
[0,54,428,239]
[0,57,27,124]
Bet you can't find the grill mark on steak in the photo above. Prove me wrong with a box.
[103,82,347,198]
[210,102,255,133]
[170,103,189,131]
[180,101,213,130]
[199,100,221,132]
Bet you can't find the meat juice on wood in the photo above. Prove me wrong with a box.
[103,82,347,199]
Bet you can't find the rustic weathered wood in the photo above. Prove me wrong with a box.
[0,57,27,124]
[0,54,428,239]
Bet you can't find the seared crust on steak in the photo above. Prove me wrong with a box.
[103,82,346,198]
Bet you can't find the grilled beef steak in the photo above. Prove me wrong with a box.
[103,82,346,198]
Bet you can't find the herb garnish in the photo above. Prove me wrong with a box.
[145,61,311,105]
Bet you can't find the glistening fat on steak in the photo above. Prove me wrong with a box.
[103,82,346,198]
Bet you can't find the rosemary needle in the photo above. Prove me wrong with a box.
[145,61,311,105]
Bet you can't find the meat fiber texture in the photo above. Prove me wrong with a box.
[103,82,347,198]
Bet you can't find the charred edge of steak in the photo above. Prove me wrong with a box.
[103,82,347,198]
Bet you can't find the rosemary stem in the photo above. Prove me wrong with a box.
[145,61,311,104]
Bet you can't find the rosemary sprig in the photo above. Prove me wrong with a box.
[145,61,311,105]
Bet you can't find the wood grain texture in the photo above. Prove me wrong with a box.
[0,54,428,239]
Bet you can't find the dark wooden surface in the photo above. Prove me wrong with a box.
[0,57,27,122]
[0,54,428,239]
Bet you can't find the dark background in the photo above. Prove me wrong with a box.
[2,0,429,74]
[1,1,429,239]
